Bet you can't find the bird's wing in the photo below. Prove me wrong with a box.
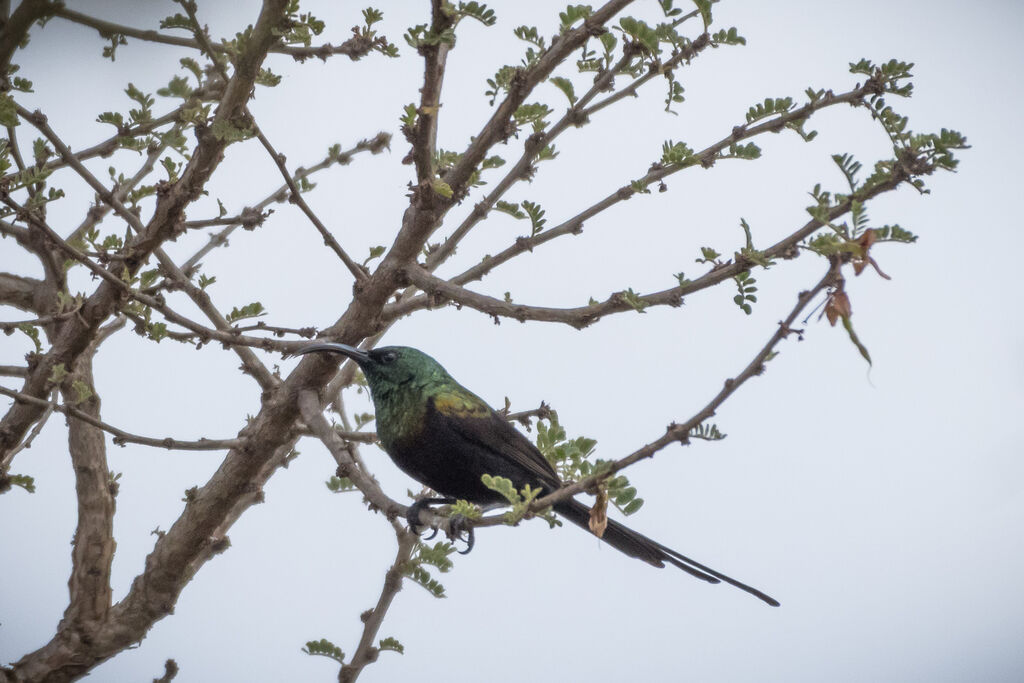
[429,390,561,489]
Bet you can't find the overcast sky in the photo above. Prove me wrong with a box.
[2,1,1022,681]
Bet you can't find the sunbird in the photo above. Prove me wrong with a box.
[297,343,778,606]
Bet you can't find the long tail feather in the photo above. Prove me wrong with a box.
[555,499,779,606]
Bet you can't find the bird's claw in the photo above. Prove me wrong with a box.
[447,513,475,555]
[405,498,475,553]
[406,497,455,537]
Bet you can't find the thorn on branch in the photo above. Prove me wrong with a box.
[778,321,805,341]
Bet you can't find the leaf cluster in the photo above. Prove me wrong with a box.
[403,540,456,598]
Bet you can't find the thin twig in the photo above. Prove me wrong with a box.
[523,260,842,516]
[385,84,885,322]
[338,528,417,683]
[54,7,385,62]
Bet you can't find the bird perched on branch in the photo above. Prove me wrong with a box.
[296,342,778,606]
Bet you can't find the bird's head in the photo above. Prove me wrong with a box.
[294,343,448,391]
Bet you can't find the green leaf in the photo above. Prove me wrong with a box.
[255,68,282,87]
[47,363,68,386]
[11,76,33,92]
[362,245,386,267]
[226,302,266,323]
[325,475,356,493]
[745,96,794,124]
[70,380,93,405]
[711,26,745,46]
[619,17,659,54]
[5,473,36,493]
[378,637,405,654]
[156,75,192,99]
[431,178,453,198]
[549,76,577,106]
[841,314,872,366]
[210,119,255,143]
[0,93,19,128]
[481,474,520,505]
[620,288,648,313]
[513,25,544,48]
[691,0,712,27]
[453,2,496,26]
[17,323,41,353]
[661,140,694,165]
[302,639,345,664]
[696,246,720,263]
[521,200,546,235]
[689,422,726,441]
[559,4,592,32]
[494,200,526,219]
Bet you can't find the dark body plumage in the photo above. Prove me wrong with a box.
[297,343,778,606]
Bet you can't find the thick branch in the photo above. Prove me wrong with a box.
[0,0,58,66]
[0,272,41,312]
[57,346,117,655]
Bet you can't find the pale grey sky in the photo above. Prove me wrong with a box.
[2,1,1022,681]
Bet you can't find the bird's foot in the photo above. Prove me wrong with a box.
[447,513,475,555]
[406,497,455,537]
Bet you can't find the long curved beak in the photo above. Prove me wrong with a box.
[293,342,372,367]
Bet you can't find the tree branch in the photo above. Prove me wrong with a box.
[0,385,243,454]
[178,132,390,274]
[0,0,292,464]
[54,7,386,62]
[444,0,636,194]
[57,338,117,655]
[338,528,417,683]
[0,106,185,186]
[384,83,896,322]
[0,272,42,312]
[423,28,712,271]
[0,0,59,67]
[525,260,842,515]
[410,0,452,184]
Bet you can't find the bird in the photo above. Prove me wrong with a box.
[296,342,779,606]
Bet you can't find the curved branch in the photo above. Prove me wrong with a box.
[527,261,841,515]
[338,529,417,683]
[396,166,903,329]
[0,385,243,453]
[0,0,59,66]
[0,272,42,312]
[54,7,386,62]
[384,83,890,321]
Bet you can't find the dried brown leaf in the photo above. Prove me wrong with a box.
[589,488,609,538]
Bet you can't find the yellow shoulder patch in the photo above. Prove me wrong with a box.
[433,391,490,419]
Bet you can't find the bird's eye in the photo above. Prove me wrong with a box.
[380,351,397,364]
